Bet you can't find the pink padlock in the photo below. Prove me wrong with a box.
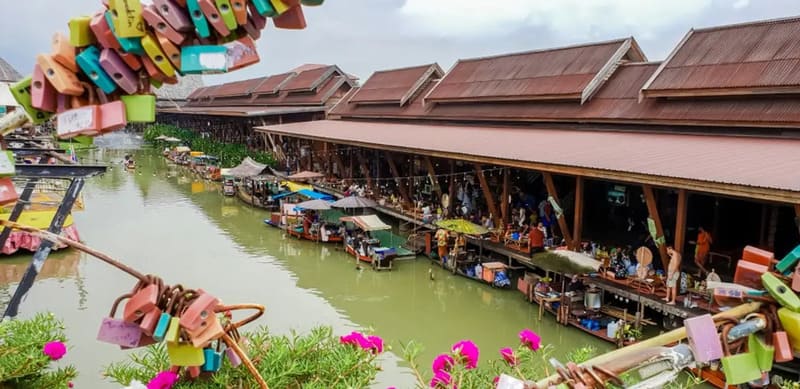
[123,283,159,322]
[247,2,267,30]
[31,64,57,112]
[792,263,800,292]
[225,347,241,367]
[97,294,143,348]
[243,18,261,40]
[142,5,186,45]
[153,0,194,32]
[56,94,70,114]
[99,99,127,133]
[179,290,220,331]
[57,104,101,138]
[90,12,121,50]
[198,0,231,36]
[99,49,139,94]
[684,314,724,363]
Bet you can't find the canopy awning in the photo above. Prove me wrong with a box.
[340,214,391,231]
[271,191,299,200]
[287,170,324,180]
[175,146,191,153]
[227,157,267,177]
[294,199,332,211]
[297,189,333,200]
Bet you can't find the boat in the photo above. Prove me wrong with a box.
[190,155,221,181]
[0,190,83,255]
[264,202,344,243]
[222,176,236,197]
[341,214,395,270]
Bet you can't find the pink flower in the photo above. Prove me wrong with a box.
[429,370,451,388]
[493,376,500,386]
[367,335,384,354]
[340,331,367,346]
[340,332,383,354]
[499,347,517,366]
[451,340,479,369]
[519,329,541,351]
[147,371,179,389]
[432,353,454,373]
[42,341,67,360]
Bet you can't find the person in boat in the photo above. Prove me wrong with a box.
[302,211,314,234]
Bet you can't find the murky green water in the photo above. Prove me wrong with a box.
[0,146,612,388]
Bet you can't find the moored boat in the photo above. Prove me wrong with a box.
[341,214,395,270]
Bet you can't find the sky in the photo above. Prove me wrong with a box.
[3,0,800,86]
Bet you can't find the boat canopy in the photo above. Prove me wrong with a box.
[340,215,391,232]
[271,191,299,200]
[297,189,333,200]
[227,157,267,177]
[175,146,191,153]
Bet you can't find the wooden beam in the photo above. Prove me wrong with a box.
[542,172,574,249]
[573,176,584,248]
[448,160,455,217]
[501,168,510,226]
[674,189,688,253]
[642,185,669,271]
[423,156,441,199]
[387,154,412,206]
[356,152,374,192]
[475,164,501,228]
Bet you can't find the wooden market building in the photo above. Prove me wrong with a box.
[250,16,800,272]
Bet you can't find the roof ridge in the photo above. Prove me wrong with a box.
[457,38,630,63]
[369,63,439,75]
[694,14,800,33]
[620,61,663,67]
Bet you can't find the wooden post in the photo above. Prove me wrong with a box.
[542,172,574,249]
[387,154,412,206]
[474,164,501,228]
[332,147,345,178]
[323,142,331,177]
[356,152,374,192]
[501,168,510,226]
[573,176,584,248]
[768,205,779,251]
[642,185,669,271]
[795,204,800,238]
[423,156,442,199]
[674,189,688,254]
[448,160,455,216]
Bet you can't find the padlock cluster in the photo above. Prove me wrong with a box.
[8,0,323,140]
[97,275,260,379]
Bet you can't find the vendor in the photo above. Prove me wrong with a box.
[567,274,585,293]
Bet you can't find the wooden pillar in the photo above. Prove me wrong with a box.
[332,147,345,178]
[573,176,584,248]
[475,164,501,228]
[674,189,688,254]
[423,156,441,199]
[356,152,374,192]
[448,160,455,217]
[795,204,800,239]
[348,151,354,181]
[642,185,669,271]
[542,172,574,249]
[768,205,779,251]
[387,153,412,206]
[501,168,510,226]
[407,156,415,205]
[323,142,331,177]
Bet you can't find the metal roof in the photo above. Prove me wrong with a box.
[159,105,326,117]
[0,57,22,83]
[425,38,645,104]
[643,16,800,98]
[256,120,800,202]
[348,64,443,106]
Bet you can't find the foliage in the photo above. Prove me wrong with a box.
[143,124,276,168]
[104,326,382,389]
[565,345,598,364]
[0,313,76,388]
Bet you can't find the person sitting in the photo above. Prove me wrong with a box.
[529,222,546,255]
[567,274,585,293]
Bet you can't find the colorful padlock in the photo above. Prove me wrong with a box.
[273,4,306,29]
[777,244,800,274]
[156,33,182,70]
[166,342,205,366]
[99,48,139,94]
[105,11,145,55]
[68,16,95,47]
[76,46,119,94]
[51,33,79,74]
[118,50,143,71]
[179,290,220,331]
[110,0,146,38]
[242,19,262,40]
[12,75,56,123]
[734,260,768,290]
[186,312,224,347]
[153,0,194,32]
[720,326,762,385]
[748,334,774,372]
[56,98,101,138]
[90,12,122,50]
[224,347,242,367]
[153,312,172,342]
[771,306,794,362]
[230,0,247,25]
[743,245,774,267]
[202,346,222,372]
[778,307,800,353]
[142,5,186,45]
[31,65,58,113]
[792,263,800,292]
[121,94,156,122]
[0,179,19,206]
[248,2,267,29]
[269,0,291,14]
[762,272,800,311]
[224,36,259,71]
[142,34,177,77]
[123,283,159,322]
[97,294,143,348]
[251,0,276,16]
[684,314,724,363]
[187,0,212,38]
[181,45,228,74]
[214,0,238,30]
[165,316,181,343]
[141,55,177,84]
[198,0,231,36]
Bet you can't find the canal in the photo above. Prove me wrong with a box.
[0,145,612,388]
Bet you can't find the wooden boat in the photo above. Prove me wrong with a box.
[341,215,395,270]
[0,192,82,255]
[222,177,236,196]
[265,203,343,243]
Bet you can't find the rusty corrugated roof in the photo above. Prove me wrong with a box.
[252,72,296,95]
[643,16,800,98]
[256,120,800,198]
[425,38,645,104]
[209,77,266,98]
[159,105,326,117]
[281,65,340,92]
[348,64,443,106]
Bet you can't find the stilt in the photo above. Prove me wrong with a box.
[674,189,688,253]
[642,185,669,271]
[542,172,574,249]
[573,176,584,248]
[474,164,501,228]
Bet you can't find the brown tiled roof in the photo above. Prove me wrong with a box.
[211,77,266,98]
[281,65,340,92]
[252,72,296,95]
[642,16,800,98]
[186,86,209,100]
[159,105,326,117]
[425,38,645,104]
[257,120,800,201]
[348,64,443,106]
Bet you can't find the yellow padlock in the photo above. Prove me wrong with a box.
[165,317,181,343]
[269,0,290,14]
[141,34,176,77]
[110,0,146,38]
[166,342,205,366]
[68,16,95,47]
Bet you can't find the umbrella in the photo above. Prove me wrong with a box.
[435,219,489,235]
[331,196,377,209]
[287,171,324,180]
[294,199,331,211]
[165,137,182,142]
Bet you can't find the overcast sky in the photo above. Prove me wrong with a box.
[3,0,800,85]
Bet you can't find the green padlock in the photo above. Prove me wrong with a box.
[9,76,53,124]
[748,334,774,372]
[0,151,15,177]
[166,342,204,366]
[120,94,156,123]
[164,317,181,343]
[721,325,762,385]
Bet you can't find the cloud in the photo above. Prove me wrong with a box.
[732,0,750,9]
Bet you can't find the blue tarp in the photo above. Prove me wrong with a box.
[297,189,333,200]
[271,191,299,200]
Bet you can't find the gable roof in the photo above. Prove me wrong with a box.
[425,38,645,104]
[642,16,800,98]
[0,57,21,83]
[348,63,443,106]
[281,65,346,93]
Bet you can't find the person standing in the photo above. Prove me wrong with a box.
[692,227,713,277]
[664,246,682,305]
[435,228,449,267]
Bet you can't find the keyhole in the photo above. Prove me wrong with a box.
[233,1,242,10]
[192,10,202,18]
[171,54,179,62]
[200,310,208,319]
[113,72,123,80]
[211,13,219,20]
[90,71,99,80]
[160,5,169,13]
[46,69,55,77]
[33,81,42,89]
[778,286,787,294]
[155,55,164,62]
[157,22,167,30]
[221,4,229,11]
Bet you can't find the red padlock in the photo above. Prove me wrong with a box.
[31,64,57,112]
[0,179,19,206]
[743,245,774,267]
[179,290,219,331]
[273,4,306,29]
[123,283,159,322]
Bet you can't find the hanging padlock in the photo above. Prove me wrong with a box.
[223,36,259,71]
[97,293,143,348]
[37,54,84,96]
[96,90,127,133]
[273,3,306,29]
[104,11,145,55]
[0,179,19,206]
[762,272,800,311]
[153,0,194,32]
[778,307,800,353]
[166,342,205,366]
[31,65,57,113]
[748,334,774,372]
[181,45,228,74]
[300,0,323,5]
[76,46,119,94]
[230,0,247,25]
[186,366,201,379]
[202,342,222,372]
[99,48,139,94]
[727,313,767,342]
[187,0,213,38]
[51,32,79,73]
[156,33,182,71]
[185,312,224,347]
[198,0,232,36]
[9,76,53,123]
[123,281,159,323]
[0,151,16,178]
[215,0,238,30]
[684,313,724,363]
[776,244,800,274]
[117,50,143,71]
[248,2,267,29]
[180,289,220,331]
[770,306,794,362]
[68,16,95,47]
[734,260,768,290]
[224,346,242,367]
[142,5,187,46]
[791,263,800,293]
[720,325,762,385]
[90,12,122,50]
[269,0,292,15]
[154,286,184,342]
[165,316,182,343]
[109,0,146,38]
[56,86,101,139]
[743,245,774,267]
[141,55,178,85]
[251,0,276,16]
[142,33,178,77]
[242,19,261,40]
[120,76,156,122]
